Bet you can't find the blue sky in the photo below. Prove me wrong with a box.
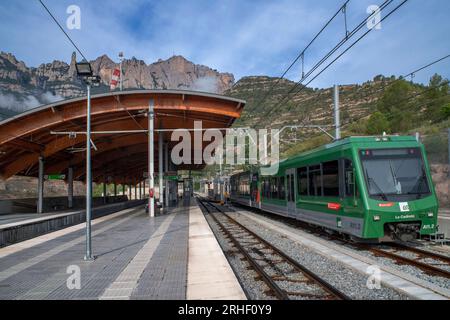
[0,0,449,88]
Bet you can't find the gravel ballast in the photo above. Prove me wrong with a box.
[202,205,408,300]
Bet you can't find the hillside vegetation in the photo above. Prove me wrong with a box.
[226,74,450,162]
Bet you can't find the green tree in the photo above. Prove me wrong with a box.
[377,80,416,132]
[441,103,450,120]
[366,112,389,135]
[423,74,450,122]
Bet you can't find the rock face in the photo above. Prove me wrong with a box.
[0,51,235,116]
[431,164,449,208]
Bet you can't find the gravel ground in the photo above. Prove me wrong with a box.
[345,247,450,289]
[203,207,408,300]
[238,208,450,292]
[407,243,450,258]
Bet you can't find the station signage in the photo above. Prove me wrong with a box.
[44,174,66,180]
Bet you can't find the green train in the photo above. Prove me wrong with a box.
[230,135,439,242]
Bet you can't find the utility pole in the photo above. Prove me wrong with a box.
[148,99,155,217]
[75,60,100,261]
[334,84,341,140]
[85,82,94,260]
[119,52,124,91]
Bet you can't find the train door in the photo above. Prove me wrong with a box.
[286,168,296,216]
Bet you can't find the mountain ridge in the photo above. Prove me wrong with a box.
[0,51,235,115]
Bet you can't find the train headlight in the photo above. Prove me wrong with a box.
[373,215,381,221]
[427,212,434,218]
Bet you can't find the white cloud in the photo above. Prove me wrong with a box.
[0,92,40,112]
[191,76,219,93]
[41,91,63,104]
[0,91,63,112]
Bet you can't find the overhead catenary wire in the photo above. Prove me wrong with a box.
[268,0,407,129]
[261,0,409,153]
[287,53,450,131]
[235,0,351,102]
[261,0,401,119]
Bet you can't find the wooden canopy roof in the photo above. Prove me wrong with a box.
[0,90,245,184]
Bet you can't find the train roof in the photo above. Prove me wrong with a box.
[230,135,420,177]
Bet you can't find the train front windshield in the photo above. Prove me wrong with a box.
[360,148,431,201]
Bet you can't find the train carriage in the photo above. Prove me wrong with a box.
[230,135,439,242]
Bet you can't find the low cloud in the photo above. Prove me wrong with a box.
[0,91,63,113]
[41,91,63,104]
[191,76,219,93]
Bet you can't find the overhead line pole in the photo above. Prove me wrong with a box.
[84,83,94,261]
[334,85,341,140]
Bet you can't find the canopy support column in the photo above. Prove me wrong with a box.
[37,156,44,214]
[148,99,155,217]
[159,131,164,209]
[68,167,73,209]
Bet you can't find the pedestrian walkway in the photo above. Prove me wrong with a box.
[0,198,245,300]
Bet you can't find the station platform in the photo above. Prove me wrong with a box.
[0,200,146,247]
[0,198,246,300]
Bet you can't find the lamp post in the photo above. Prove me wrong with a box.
[75,60,100,261]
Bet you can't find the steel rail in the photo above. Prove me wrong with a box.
[198,197,350,300]
[363,244,450,279]
[232,203,450,280]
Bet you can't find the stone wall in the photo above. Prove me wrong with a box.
[0,176,85,200]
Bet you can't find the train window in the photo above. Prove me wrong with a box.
[271,177,278,198]
[308,165,322,197]
[290,174,295,201]
[287,175,291,201]
[297,167,308,196]
[265,179,271,198]
[278,177,286,199]
[322,161,339,197]
[344,159,355,197]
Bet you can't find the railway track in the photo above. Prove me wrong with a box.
[197,197,350,300]
[231,203,450,280]
[359,242,450,279]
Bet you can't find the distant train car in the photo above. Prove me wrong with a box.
[230,136,439,242]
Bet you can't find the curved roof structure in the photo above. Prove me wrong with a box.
[0,90,245,184]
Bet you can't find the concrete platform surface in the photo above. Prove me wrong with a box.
[0,199,245,300]
[187,204,246,300]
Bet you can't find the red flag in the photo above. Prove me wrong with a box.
[110,68,120,90]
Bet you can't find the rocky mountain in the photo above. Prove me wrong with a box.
[0,51,234,117]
